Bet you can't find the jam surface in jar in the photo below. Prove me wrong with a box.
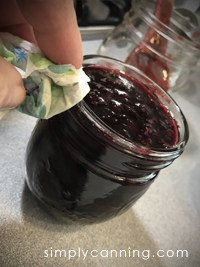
[84,65,178,149]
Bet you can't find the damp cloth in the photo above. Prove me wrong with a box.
[0,32,90,119]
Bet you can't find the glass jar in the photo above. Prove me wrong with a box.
[98,0,200,92]
[26,55,189,223]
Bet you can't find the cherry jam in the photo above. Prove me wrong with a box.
[26,59,188,223]
[84,66,177,148]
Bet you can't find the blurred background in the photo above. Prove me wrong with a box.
[75,0,200,30]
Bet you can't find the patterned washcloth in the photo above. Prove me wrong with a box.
[0,32,90,119]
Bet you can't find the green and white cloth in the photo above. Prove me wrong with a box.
[0,32,90,119]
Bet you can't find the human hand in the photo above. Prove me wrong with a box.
[0,0,82,110]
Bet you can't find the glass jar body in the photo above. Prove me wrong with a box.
[26,116,156,222]
[26,55,189,223]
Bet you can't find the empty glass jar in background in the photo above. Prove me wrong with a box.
[98,0,200,92]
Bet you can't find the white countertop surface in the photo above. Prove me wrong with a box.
[0,39,200,267]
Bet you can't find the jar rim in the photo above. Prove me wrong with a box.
[79,55,189,161]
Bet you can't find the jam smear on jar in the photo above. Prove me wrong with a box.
[84,65,178,149]
[125,0,174,91]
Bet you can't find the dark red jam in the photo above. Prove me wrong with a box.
[26,64,180,222]
[84,65,178,149]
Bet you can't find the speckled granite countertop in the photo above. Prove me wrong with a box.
[0,40,200,267]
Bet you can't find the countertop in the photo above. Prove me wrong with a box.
[0,40,200,267]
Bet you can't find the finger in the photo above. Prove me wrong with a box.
[0,57,26,109]
[0,0,36,43]
[17,0,83,68]
[1,23,36,44]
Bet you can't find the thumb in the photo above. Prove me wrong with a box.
[17,0,83,68]
[0,57,25,110]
